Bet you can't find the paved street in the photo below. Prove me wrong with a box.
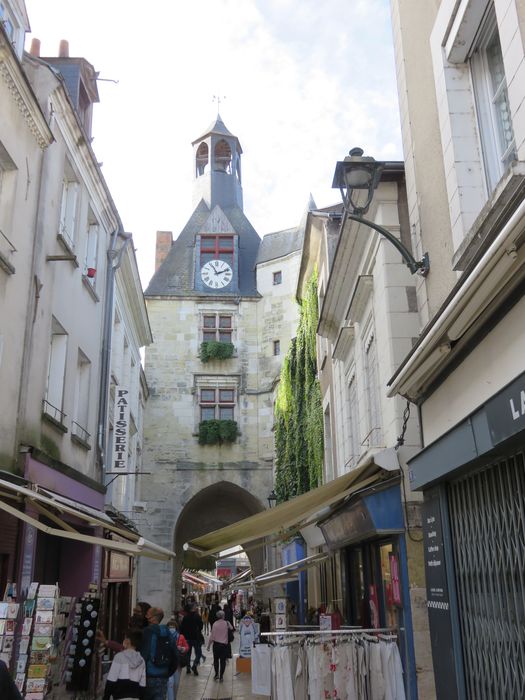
[176,637,267,700]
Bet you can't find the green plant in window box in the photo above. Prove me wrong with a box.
[199,341,235,363]
[198,419,239,445]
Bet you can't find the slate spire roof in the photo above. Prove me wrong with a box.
[192,113,242,152]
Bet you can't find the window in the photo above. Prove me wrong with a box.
[273,270,282,285]
[202,313,233,343]
[324,404,334,481]
[347,373,360,468]
[364,333,383,447]
[196,142,209,176]
[44,318,68,423]
[83,219,99,286]
[0,141,17,274]
[0,2,15,40]
[200,235,234,274]
[58,173,80,250]
[200,388,235,421]
[214,139,232,173]
[470,7,516,192]
[72,350,90,444]
[273,340,280,356]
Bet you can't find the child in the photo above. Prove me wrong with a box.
[103,629,146,700]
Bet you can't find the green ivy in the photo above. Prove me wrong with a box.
[198,419,239,445]
[199,341,235,363]
[274,270,323,502]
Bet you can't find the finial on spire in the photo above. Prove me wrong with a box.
[212,94,226,115]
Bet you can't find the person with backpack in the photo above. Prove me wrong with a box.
[140,607,178,700]
[103,629,146,700]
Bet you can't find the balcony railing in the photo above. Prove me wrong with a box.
[42,399,67,431]
[0,228,16,275]
[71,421,91,448]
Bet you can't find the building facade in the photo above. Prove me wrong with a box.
[389,0,525,697]
[138,116,306,612]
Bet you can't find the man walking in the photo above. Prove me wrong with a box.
[179,603,204,675]
[140,606,176,700]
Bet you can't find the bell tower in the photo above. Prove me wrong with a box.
[191,114,243,211]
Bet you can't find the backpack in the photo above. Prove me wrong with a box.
[169,628,189,669]
[150,625,177,676]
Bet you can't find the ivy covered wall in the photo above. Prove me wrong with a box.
[274,270,323,502]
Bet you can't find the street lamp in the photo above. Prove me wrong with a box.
[267,490,277,508]
[332,147,430,276]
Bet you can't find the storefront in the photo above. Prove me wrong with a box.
[409,370,525,700]
[318,479,418,699]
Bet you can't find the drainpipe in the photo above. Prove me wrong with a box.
[96,230,132,482]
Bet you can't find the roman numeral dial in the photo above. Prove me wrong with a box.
[200,259,233,289]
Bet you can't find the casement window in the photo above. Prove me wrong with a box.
[364,332,383,447]
[273,340,280,356]
[347,372,360,468]
[470,6,516,193]
[200,235,234,265]
[0,141,17,274]
[44,318,68,423]
[0,2,15,40]
[59,176,80,250]
[324,404,334,481]
[72,350,91,444]
[83,216,99,286]
[202,313,233,343]
[199,387,235,421]
[273,270,282,285]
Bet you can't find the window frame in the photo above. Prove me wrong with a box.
[199,387,235,422]
[201,313,233,343]
[273,339,280,356]
[273,270,282,285]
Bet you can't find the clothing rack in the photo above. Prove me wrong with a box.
[261,627,398,638]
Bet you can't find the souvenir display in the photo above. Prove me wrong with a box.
[64,595,100,691]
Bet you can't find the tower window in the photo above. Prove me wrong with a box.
[214,139,232,173]
[200,235,234,275]
[273,340,280,356]
[202,314,232,343]
[200,387,235,421]
[196,142,209,176]
[273,271,282,285]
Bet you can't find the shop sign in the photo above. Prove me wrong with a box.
[485,371,525,445]
[389,554,402,606]
[112,387,130,471]
[107,552,131,579]
[422,487,462,700]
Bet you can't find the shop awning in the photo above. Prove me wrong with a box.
[184,458,394,557]
[0,478,175,561]
[254,552,329,585]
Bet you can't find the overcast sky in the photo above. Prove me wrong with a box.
[25,0,402,287]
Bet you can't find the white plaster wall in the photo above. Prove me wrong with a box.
[422,294,525,445]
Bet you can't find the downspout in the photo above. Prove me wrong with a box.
[96,230,132,482]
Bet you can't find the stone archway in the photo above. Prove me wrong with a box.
[173,481,266,606]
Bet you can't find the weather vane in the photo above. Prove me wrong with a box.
[212,94,226,114]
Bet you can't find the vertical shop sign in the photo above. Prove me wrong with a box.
[369,584,380,628]
[112,387,130,471]
[389,554,402,606]
[422,486,462,700]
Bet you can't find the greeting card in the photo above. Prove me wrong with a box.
[0,603,8,618]
[36,598,54,611]
[15,673,25,691]
[35,611,53,624]
[37,585,56,598]
[27,582,39,600]
[33,623,52,637]
[17,654,28,673]
[6,603,19,619]
[22,618,33,635]
[3,636,14,652]
[31,637,52,651]
[19,636,30,655]
[0,620,5,635]
[24,599,36,618]
[25,678,46,692]
[5,619,16,635]
[28,664,48,678]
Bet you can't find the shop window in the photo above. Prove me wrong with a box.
[273,270,282,285]
[199,387,235,421]
[273,340,280,356]
[44,317,68,425]
[470,6,516,193]
[202,313,233,343]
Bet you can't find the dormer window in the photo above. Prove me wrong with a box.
[196,143,209,176]
[214,139,232,173]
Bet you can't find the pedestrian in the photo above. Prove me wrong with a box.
[166,617,189,700]
[140,606,177,700]
[103,629,146,700]
[131,601,152,628]
[224,598,234,628]
[202,605,210,634]
[209,601,221,628]
[179,602,205,675]
[206,610,233,682]
[0,659,22,700]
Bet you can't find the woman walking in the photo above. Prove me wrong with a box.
[206,610,233,682]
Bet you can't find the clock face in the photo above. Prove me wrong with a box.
[201,259,233,289]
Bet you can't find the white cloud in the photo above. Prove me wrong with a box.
[24,0,402,287]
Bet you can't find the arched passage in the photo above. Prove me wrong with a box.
[173,481,266,606]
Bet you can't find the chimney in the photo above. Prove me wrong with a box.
[155,231,173,271]
[30,38,41,57]
[58,39,69,58]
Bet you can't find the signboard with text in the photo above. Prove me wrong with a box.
[112,387,130,471]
